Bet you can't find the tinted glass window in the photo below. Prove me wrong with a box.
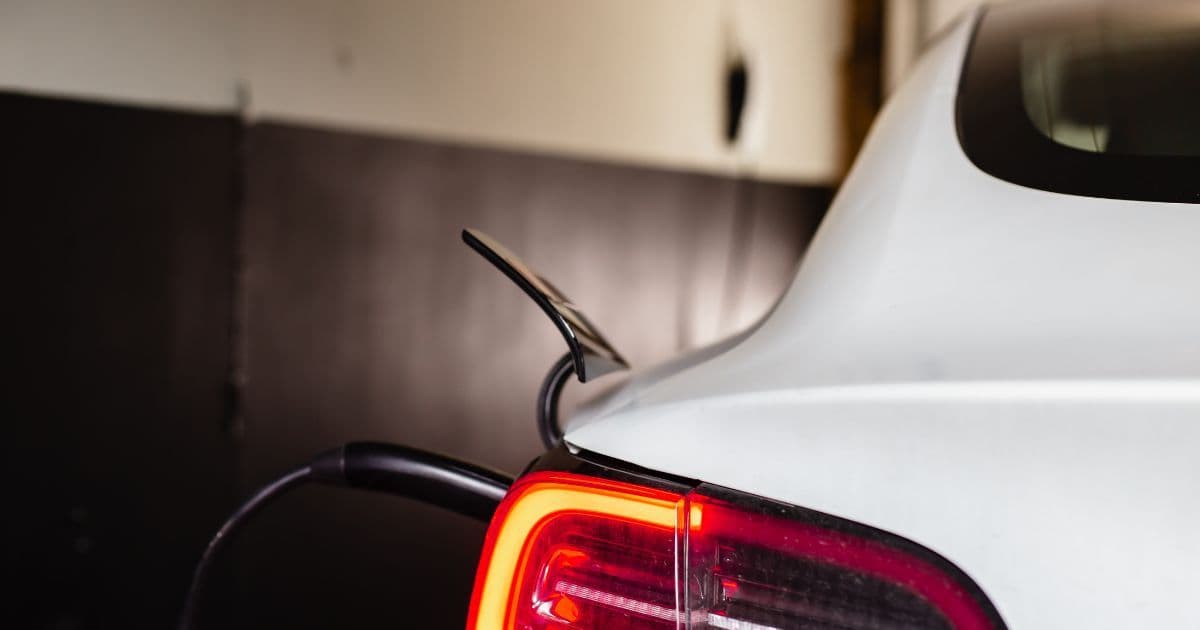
[957,2,1200,202]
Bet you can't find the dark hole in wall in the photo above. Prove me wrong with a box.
[3,92,832,629]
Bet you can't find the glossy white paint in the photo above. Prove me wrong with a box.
[568,10,1200,629]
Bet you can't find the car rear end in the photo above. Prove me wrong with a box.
[465,2,1200,628]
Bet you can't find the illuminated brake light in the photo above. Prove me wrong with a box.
[467,472,1002,630]
[467,472,683,629]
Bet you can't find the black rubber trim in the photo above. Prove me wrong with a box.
[532,445,698,495]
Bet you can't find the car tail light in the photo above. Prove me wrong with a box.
[468,469,1003,630]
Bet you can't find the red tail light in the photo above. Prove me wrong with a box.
[468,470,1002,630]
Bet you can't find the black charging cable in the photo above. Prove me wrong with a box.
[178,441,513,630]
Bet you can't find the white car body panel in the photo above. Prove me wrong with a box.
[567,11,1200,629]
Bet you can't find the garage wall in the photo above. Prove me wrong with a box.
[0,0,847,183]
[2,2,840,626]
[3,89,830,627]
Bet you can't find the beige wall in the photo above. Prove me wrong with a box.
[0,0,848,183]
[0,0,240,111]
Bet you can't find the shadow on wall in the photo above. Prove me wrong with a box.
[6,92,831,628]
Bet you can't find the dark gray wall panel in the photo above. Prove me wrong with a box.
[4,93,239,628]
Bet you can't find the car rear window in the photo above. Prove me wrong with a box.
[956,2,1200,203]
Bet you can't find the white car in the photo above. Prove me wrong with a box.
[466,2,1200,629]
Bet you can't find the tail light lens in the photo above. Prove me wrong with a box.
[468,470,1002,630]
